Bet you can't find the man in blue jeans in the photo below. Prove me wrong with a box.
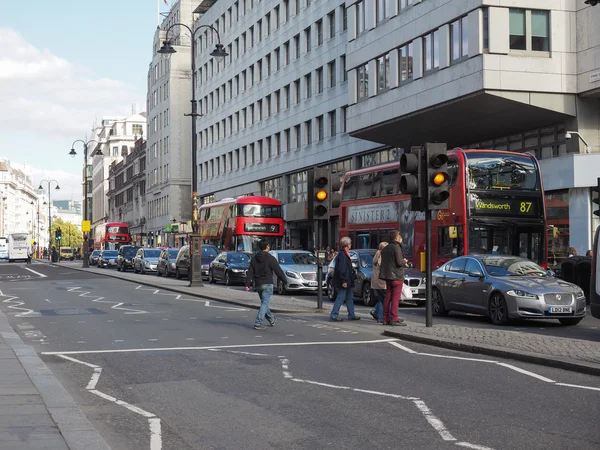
[245,239,287,330]
[330,237,361,322]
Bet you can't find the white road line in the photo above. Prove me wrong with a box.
[495,362,555,383]
[22,267,47,278]
[388,341,418,354]
[86,368,102,390]
[456,442,495,450]
[56,354,100,369]
[148,339,158,341]
[45,299,51,303]
[209,349,271,357]
[185,338,195,341]
[114,340,124,343]
[417,352,497,363]
[413,400,456,441]
[555,383,600,392]
[292,378,418,400]
[149,417,162,450]
[41,338,401,356]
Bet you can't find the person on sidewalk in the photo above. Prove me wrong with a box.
[330,237,360,322]
[245,239,287,330]
[380,230,407,326]
[369,241,388,323]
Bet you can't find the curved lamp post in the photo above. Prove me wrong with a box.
[70,139,100,267]
[158,22,227,287]
[38,180,60,260]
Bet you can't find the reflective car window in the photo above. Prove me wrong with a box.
[447,259,467,273]
[464,259,483,276]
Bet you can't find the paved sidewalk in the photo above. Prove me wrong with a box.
[54,261,600,376]
[0,309,111,450]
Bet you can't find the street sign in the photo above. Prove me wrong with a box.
[82,220,91,232]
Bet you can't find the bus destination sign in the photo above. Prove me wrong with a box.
[470,196,540,217]
[244,223,280,233]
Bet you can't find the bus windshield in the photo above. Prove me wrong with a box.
[238,204,282,218]
[11,234,28,242]
[466,153,540,191]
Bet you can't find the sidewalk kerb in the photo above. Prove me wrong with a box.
[0,308,111,450]
[53,261,316,314]
[383,329,600,377]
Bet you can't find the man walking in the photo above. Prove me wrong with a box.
[245,239,287,330]
[380,230,407,326]
[329,237,360,322]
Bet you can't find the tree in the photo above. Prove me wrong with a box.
[50,218,82,248]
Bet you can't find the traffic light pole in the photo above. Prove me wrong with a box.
[425,210,433,327]
[315,220,323,311]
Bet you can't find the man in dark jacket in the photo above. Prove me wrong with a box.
[245,239,287,330]
[329,237,360,321]
[379,230,407,326]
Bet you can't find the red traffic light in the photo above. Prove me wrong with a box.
[315,176,328,187]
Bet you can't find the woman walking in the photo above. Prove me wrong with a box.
[369,241,388,323]
[379,230,407,326]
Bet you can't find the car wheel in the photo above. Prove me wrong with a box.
[133,265,138,274]
[140,265,145,275]
[277,279,287,295]
[224,271,232,286]
[558,317,583,326]
[489,292,509,326]
[362,282,373,306]
[209,269,216,284]
[432,288,447,316]
[327,280,336,301]
[176,268,182,280]
[157,266,162,276]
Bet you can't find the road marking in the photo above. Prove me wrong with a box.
[185,338,195,341]
[286,334,294,337]
[495,362,555,383]
[208,349,270,357]
[149,417,162,450]
[292,378,418,400]
[114,340,124,343]
[555,383,600,392]
[41,338,401,356]
[149,339,158,341]
[107,320,114,323]
[86,368,102,390]
[221,336,229,339]
[22,267,47,278]
[389,341,419,354]
[45,299,51,303]
[418,352,496,363]
[280,358,293,379]
[190,317,197,320]
[0,290,39,317]
[456,442,495,450]
[77,341,86,344]
[413,400,456,441]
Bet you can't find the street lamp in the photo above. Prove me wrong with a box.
[158,22,227,287]
[70,139,100,267]
[38,180,60,260]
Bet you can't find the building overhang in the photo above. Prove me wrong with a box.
[350,90,577,149]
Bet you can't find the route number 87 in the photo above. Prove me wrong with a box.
[520,202,532,213]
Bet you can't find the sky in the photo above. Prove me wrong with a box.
[0,0,172,201]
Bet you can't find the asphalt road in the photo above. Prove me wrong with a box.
[1,260,599,450]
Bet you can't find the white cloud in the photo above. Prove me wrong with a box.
[0,28,143,138]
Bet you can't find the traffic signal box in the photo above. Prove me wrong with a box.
[425,143,450,211]
[593,177,600,219]
[55,228,62,242]
[307,168,340,221]
[400,147,425,212]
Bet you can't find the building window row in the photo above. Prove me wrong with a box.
[148,195,169,220]
[356,0,419,35]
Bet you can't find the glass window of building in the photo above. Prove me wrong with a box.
[377,0,387,23]
[509,8,526,50]
[357,64,369,100]
[341,55,347,81]
[317,115,324,141]
[316,67,323,93]
[294,34,300,59]
[357,1,366,33]
[305,73,312,98]
[305,120,312,144]
[377,54,390,92]
[294,79,300,103]
[288,172,308,203]
[295,124,301,149]
[284,41,290,65]
[316,20,323,46]
[305,27,311,53]
[329,110,336,136]
[329,11,336,38]
[531,10,549,51]
[342,4,347,31]
[328,60,336,87]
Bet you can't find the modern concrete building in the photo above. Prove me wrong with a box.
[90,114,147,246]
[145,0,198,248]
[106,138,148,246]
[190,0,600,256]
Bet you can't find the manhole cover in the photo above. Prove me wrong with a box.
[39,308,106,316]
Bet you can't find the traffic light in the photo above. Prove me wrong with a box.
[425,143,449,210]
[593,177,600,218]
[308,168,333,220]
[55,228,62,242]
[400,147,425,211]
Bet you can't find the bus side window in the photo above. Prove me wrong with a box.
[357,174,372,199]
[342,176,358,201]
[447,157,458,188]
[438,226,464,257]
[371,171,382,197]
[382,168,398,195]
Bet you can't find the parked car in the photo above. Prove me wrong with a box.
[156,248,180,277]
[325,249,426,306]
[97,250,119,268]
[89,249,101,266]
[175,244,218,280]
[431,255,587,326]
[266,250,323,295]
[116,245,141,272]
[209,251,251,285]
[133,248,161,274]
[59,247,74,261]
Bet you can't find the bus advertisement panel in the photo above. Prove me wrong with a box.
[339,149,548,270]
[199,196,284,253]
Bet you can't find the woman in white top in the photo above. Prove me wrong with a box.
[369,241,388,323]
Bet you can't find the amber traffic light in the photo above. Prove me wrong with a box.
[426,143,449,210]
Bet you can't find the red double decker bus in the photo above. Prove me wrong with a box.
[339,149,548,270]
[94,222,131,249]
[199,196,284,253]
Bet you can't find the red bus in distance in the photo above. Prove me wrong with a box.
[338,149,548,270]
[199,196,284,253]
[94,222,131,249]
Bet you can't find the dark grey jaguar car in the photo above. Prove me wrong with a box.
[431,255,586,326]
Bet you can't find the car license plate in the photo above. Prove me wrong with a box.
[307,281,317,287]
[548,306,572,314]
[411,288,418,294]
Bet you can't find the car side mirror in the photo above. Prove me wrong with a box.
[468,271,484,278]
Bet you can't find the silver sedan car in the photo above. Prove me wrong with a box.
[269,250,325,295]
[432,255,586,326]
